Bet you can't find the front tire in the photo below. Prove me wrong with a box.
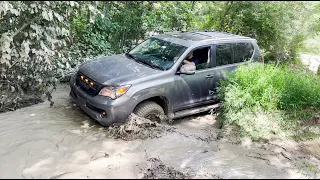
[133,101,165,123]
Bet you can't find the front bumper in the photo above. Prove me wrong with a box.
[69,75,136,126]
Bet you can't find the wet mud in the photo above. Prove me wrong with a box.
[0,83,319,179]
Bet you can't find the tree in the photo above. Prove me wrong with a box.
[198,1,308,62]
[0,1,77,110]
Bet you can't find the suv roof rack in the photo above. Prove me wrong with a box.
[218,31,236,36]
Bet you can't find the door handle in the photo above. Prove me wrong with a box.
[205,74,214,79]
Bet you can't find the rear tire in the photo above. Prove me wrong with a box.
[133,101,165,123]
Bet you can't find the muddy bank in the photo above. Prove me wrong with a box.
[0,83,319,179]
[0,94,44,113]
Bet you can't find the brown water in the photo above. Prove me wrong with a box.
[0,84,318,179]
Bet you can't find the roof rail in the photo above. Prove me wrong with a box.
[200,36,252,43]
[190,32,212,37]
[204,29,215,32]
[219,31,236,36]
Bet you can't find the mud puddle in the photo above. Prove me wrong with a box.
[0,83,319,179]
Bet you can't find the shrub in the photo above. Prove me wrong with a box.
[217,63,320,140]
[0,1,78,112]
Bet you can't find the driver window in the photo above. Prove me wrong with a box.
[183,46,212,71]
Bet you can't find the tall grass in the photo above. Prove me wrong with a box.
[217,63,320,141]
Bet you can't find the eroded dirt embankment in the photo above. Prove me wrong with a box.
[0,84,319,179]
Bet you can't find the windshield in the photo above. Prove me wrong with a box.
[128,38,187,70]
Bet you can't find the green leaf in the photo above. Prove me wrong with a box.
[42,10,49,20]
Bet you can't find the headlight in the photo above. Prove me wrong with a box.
[99,85,131,99]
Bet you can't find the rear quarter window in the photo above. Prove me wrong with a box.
[216,44,233,66]
[215,42,255,66]
[233,42,254,63]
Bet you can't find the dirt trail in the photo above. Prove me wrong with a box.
[0,84,319,179]
[300,54,320,73]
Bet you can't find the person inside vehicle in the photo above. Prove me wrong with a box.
[183,51,200,66]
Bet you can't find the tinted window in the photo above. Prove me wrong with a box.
[216,44,232,66]
[233,43,254,63]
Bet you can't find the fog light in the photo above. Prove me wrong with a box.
[101,111,106,116]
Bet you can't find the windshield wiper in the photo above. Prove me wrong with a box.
[125,52,136,60]
[127,53,162,70]
[138,59,163,70]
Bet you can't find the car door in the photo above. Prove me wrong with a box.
[172,45,216,111]
[211,41,255,96]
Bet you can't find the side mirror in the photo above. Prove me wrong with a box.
[179,64,196,75]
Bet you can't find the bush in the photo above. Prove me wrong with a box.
[217,63,320,141]
[0,1,78,112]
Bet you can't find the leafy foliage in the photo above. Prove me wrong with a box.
[199,1,310,62]
[0,1,77,111]
[69,1,148,56]
[299,2,320,56]
[217,63,320,140]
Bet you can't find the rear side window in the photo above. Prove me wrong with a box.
[233,43,254,63]
[216,44,232,66]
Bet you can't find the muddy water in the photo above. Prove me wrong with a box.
[0,84,315,179]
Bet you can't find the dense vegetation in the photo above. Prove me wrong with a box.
[0,1,319,140]
[217,63,320,141]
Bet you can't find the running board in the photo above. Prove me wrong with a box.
[172,103,220,119]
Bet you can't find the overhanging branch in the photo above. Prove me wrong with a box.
[12,17,38,38]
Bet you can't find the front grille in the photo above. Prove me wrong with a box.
[76,71,103,96]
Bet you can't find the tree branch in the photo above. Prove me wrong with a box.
[220,1,233,31]
[12,22,30,38]
[11,16,38,38]
[0,80,14,85]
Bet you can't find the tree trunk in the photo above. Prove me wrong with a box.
[219,1,233,32]
[87,4,90,23]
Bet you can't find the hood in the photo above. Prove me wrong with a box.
[78,54,161,86]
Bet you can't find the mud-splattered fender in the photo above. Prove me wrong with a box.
[125,73,176,116]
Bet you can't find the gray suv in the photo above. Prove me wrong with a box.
[69,31,262,126]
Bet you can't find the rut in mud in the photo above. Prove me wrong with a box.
[0,83,319,179]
